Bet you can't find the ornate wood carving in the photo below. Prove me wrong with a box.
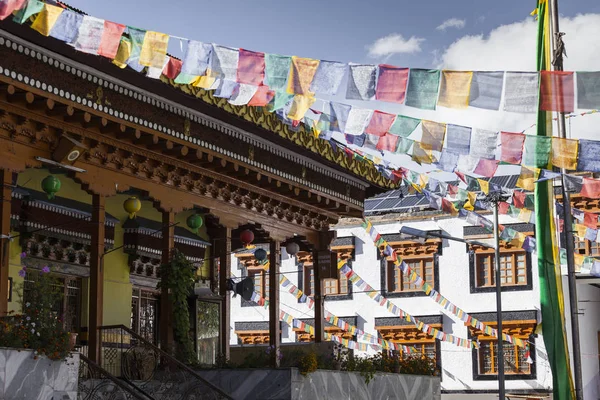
[236,331,270,345]
[376,325,442,342]
[467,321,536,339]
[382,240,440,259]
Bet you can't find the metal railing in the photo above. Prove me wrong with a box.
[78,352,151,400]
[98,325,232,400]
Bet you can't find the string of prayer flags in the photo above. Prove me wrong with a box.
[437,150,459,172]
[13,0,43,25]
[210,45,239,81]
[581,177,600,199]
[181,41,212,76]
[264,54,291,90]
[473,159,499,178]
[412,142,434,165]
[49,9,83,43]
[576,71,600,110]
[523,135,552,168]
[72,16,105,55]
[309,60,345,96]
[146,55,169,79]
[376,133,399,153]
[503,72,539,113]
[405,69,441,110]
[551,137,579,170]
[469,71,504,110]
[287,94,316,121]
[365,111,396,136]
[287,56,319,95]
[139,31,169,69]
[344,108,373,135]
[97,21,126,59]
[577,139,600,172]
[376,65,409,104]
[236,49,265,86]
[540,71,575,113]
[470,128,497,160]
[248,86,275,107]
[500,132,525,164]
[395,137,414,155]
[346,64,377,101]
[420,120,446,152]
[31,3,63,36]
[437,71,473,109]
[0,0,25,20]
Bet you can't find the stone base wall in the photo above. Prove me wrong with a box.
[0,348,79,400]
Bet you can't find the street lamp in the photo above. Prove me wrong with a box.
[399,190,509,399]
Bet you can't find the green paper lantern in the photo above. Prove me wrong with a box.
[41,175,61,199]
[186,214,203,233]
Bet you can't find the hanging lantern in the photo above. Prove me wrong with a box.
[186,214,203,233]
[240,229,254,247]
[254,248,267,262]
[285,242,300,256]
[123,196,142,219]
[41,175,61,200]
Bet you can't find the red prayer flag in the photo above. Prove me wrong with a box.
[455,171,467,184]
[97,21,126,59]
[540,71,575,112]
[376,133,399,152]
[237,49,265,86]
[583,212,598,229]
[513,191,527,208]
[448,184,458,195]
[0,0,25,20]
[365,110,395,136]
[163,57,182,80]
[473,158,499,178]
[499,202,510,215]
[500,131,525,164]
[248,85,275,106]
[581,177,600,199]
[375,65,409,104]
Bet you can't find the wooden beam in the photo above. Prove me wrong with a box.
[269,239,281,367]
[88,193,105,364]
[0,170,11,315]
[160,210,175,353]
[218,226,232,361]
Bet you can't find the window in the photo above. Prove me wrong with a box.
[299,259,350,301]
[248,267,269,299]
[131,288,159,344]
[376,322,440,371]
[323,270,349,296]
[476,252,527,287]
[402,342,436,361]
[23,272,82,334]
[303,265,315,296]
[478,340,531,375]
[388,258,434,293]
[574,235,600,257]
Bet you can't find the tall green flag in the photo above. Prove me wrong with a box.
[534,1,575,399]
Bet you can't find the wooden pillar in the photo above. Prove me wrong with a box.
[217,226,232,360]
[88,194,105,364]
[269,240,281,367]
[313,251,324,343]
[0,170,11,316]
[159,211,175,353]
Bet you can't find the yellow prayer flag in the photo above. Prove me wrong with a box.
[516,166,540,191]
[575,224,587,239]
[437,71,473,109]
[478,179,490,194]
[287,95,315,121]
[464,192,476,211]
[518,209,532,223]
[551,137,578,170]
[421,120,446,151]
[193,71,217,89]
[286,56,319,95]
[112,37,132,69]
[412,142,434,164]
[573,254,585,272]
[31,4,63,36]
[510,232,526,248]
[139,31,170,69]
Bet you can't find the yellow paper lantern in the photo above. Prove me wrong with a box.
[123,196,141,219]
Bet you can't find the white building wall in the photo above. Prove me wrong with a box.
[228,213,599,397]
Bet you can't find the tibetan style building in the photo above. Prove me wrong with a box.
[0,17,394,374]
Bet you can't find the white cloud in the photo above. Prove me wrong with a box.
[436,18,466,31]
[366,34,425,58]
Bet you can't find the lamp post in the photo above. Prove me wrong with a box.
[400,190,509,399]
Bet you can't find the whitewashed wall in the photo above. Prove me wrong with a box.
[228,212,600,395]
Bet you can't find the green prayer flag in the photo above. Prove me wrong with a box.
[405,69,441,110]
[577,71,600,110]
[267,91,293,113]
[13,0,44,24]
[534,1,575,399]
[388,115,420,137]
[508,205,521,219]
[174,73,198,85]
[265,54,292,91]
[395,138,413,154]
[466,176,480,191]
[523,135,552,168]
[525,193,536,210]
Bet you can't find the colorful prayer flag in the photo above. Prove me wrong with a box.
[437,150,459,172]
[500,131,525,164]
[309,60,345,95]
[112,37,132,69]
[97,21,126,59]
[31,3,63,36]
[72,16,105,55]
[517,166,540,191]
[388,115,420,137]
[503,72,539,113]
[181,41,212,76]
[139,31,169,68]
[163,57,183,80]
[376,65,409,103]
[237,49,265,86]
[437,71,473,109]
[470,128,497,160]
[523,135,552,168]
[474,159,499,178]
[287,56,319,95]
[580,177,600,199]
[346,64,377,100]
[469,71,504,110]
[445,124,471,155]
[264,54,291,90]
[287,94,316,121]
[0,0,25,20]
[376,133,399,153]
[228,84,259,106]
[49,9,83,43]
[421,120,446,152]
[365,111,395,136]
[344,108,372,135]
[405,69,441,110]
[412,142,434,164]
[248,85,275,107]
[126,27,147,72]
[12,0,43,24]
[540,71,575,113]
[551,137,578,170]
[210,45,239,81]
[576,71,600,109]
[395,138,413,155]
[577,139,600,172]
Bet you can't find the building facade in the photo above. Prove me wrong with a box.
[230,179,600,399]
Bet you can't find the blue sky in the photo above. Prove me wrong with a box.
[66,0,600,68]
